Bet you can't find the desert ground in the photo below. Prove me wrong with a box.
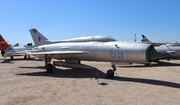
[0,56,180,105]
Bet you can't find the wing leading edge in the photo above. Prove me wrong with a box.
[30,50,91,55]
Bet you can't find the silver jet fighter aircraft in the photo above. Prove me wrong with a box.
[29,29,171,77]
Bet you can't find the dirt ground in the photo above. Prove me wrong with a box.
[0,56,180,105]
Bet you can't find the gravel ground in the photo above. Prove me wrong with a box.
[0,56,180,105]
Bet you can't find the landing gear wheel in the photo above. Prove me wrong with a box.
[1,50,5,56]
[46,64,53,73]
[24,55,27,59]
[106,69,114,77]
[10,56,14,60]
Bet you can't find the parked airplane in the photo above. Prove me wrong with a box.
[29,29,171,77]
[0,35,33,59]
[30,28,117,46]
[141,35,180,61]
[4,44,33,59]
[141,35,168,46]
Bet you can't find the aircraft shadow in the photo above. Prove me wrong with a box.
[106,76,180,89]
[19,66,46,69]
[17,67,103,78]
[0,59,14,64]
[0,58,42,64]
[5,58,43,61]
[16,67,180,89]
[118,61,180,68]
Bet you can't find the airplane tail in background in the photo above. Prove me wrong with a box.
[0,35,9,51]
[13,43,19,47]
[29,28,51,46]
[141,35,151,43]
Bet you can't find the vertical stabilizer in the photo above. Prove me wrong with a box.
[0,35,9,50]
[29,28,51,46]
[141,35,151,43]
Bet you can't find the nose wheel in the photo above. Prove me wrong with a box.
[106,64,116,77]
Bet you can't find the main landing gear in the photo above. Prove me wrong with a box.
[46,63,53,73]
[24,55,30,59]
[106,64,116,77]
[44,55,53,73]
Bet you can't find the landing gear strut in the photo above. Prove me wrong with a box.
[24,55,30,59]
[24,55,27,59]
[45,55,53,73]
[106,64,116,77]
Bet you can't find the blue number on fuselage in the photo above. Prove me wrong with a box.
[117,50,123,58]
[110,50,123,58]
[110,50,116,58]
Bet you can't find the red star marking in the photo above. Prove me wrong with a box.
[38,36,41,42]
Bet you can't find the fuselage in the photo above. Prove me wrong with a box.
[32,41,170,63]
[4,46,32,57]
[155,43,180,58]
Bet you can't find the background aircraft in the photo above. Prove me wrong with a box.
[29,29,171,77]
[4,44,33,59]
[141,35,180,61]
[0,35,33,59]
[141,35,169,46]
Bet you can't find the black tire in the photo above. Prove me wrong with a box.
[1,50,5,56]
[24,55,27,59]
[46,64,53,73]
[10,56,14,60]
[106,69,114,77]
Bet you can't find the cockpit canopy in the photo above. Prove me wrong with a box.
[63,35,117,42]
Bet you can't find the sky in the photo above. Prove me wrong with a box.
[0,0,180,45]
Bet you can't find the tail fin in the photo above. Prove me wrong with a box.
[0,35,9,51]
[141,35,151,43]
[29,28,51,46]
[13,43,19,47]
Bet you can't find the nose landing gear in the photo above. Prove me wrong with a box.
[106,64,116,77]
